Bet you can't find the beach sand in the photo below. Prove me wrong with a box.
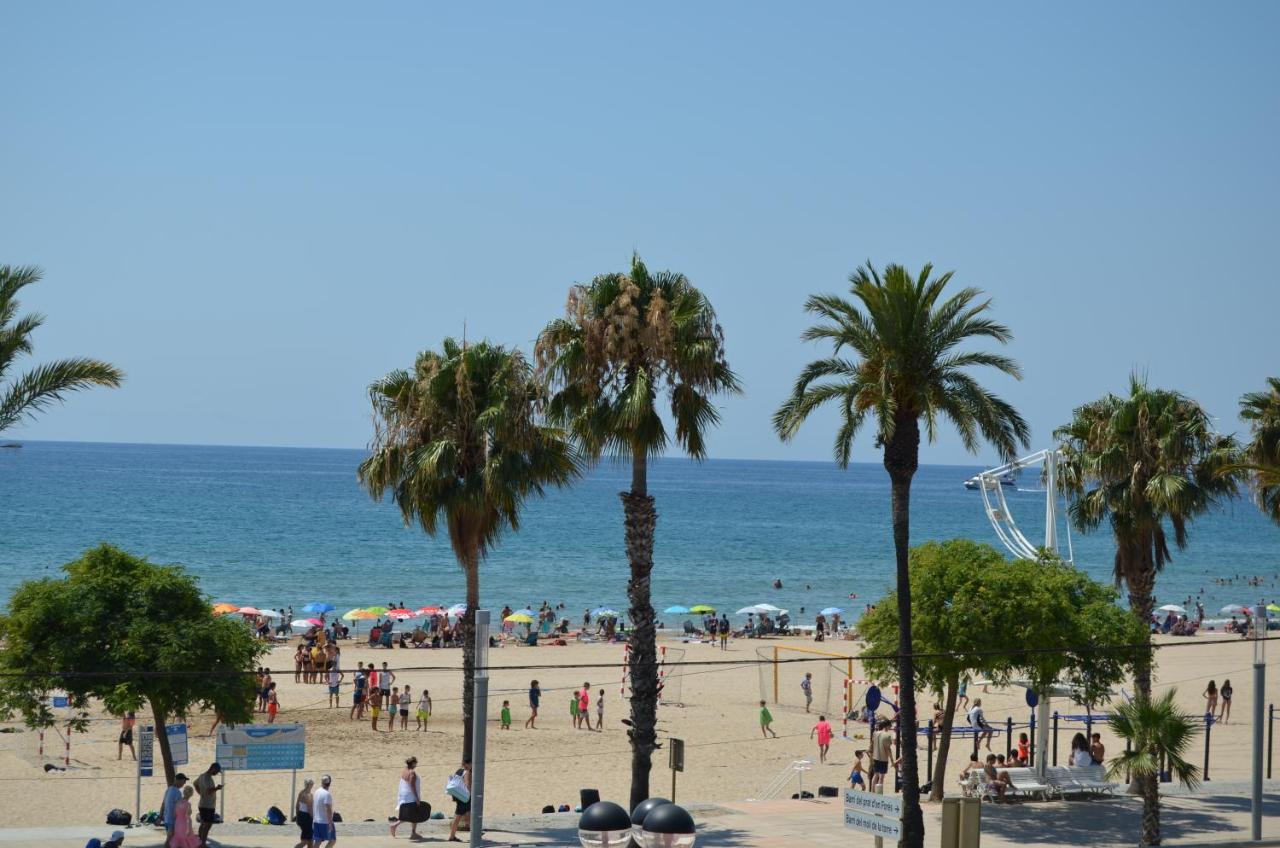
[0,631,1275,827]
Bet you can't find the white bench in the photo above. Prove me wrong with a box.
[1002,767,1054,800]
[1046,765,1118,796]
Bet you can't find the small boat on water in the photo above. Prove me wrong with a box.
[963,471,1017,490]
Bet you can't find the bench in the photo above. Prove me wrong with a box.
[1045,765,1118,796]
[1002,767,1054,800]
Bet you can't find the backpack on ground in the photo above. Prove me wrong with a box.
[266,806,287,826]
[105,809,131,826]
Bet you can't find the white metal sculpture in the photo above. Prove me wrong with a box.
[967,449,1074,564]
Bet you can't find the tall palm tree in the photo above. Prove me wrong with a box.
[1055,377,1238,839]
[536,254,739,808]
[774,262,1028,848]
[358,339,579,756]
[1107,690,1200,847]
[1,265,123,436]
[1238,377,1280,525]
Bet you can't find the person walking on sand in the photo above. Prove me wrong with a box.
[350,663,367,721]
[311,775,336,848]
[578,683,592,731]
[569,688,580,728]
[525,680,540,729]
[193,763,222,848]
[595,689,604,731]
[811,715,833,763]
[849,750,867,790]
[390,756,422,839]
[870,719,894,790]
[1203,680,1219,718]
[118,711,136,761]
[500,700,512,730]
[446,758,472,843]
[417,688,432,731]
[759,700,778,738]
[327,665,344,709]
[294,777,314,848]
[1218,679,1233,723]
[719,615,729,649]
[801,672,813,713]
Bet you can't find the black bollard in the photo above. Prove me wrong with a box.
[1052,712,1059,766]
[1029,712,1036,767]
[1203,712,1213,781]
[1006,717,1013,759]
[927,720,934,780]
[1268,704,1274,780]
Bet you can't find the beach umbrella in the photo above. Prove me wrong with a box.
[1157,604,1186,614]
[663,605,690,615]
[592,608,620,618]
[237,606,262,616]
[819,606,844,616]
[753,603,784,613]
[736,606,764,615]
[511,608,536,618]
[387,608,416,620]
[364,606,388,615]
[257,609,282,619]
[343,608,377,621]
[1220,604,1249,614]
[1267,603,1280,614]
[212,603,238,615]
[415,605,443,616]
[291,618,321,630]
[302,602,335,614]
[447,604,467,617]
[505,613,536,624]
[689,604,716,614]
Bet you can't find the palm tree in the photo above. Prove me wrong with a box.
[1055,377,1238,840]
[1,265,123,436]
[1238,377,1280,525]
[1107,690,1200,846]
[774,262,1028,848]
[536,254,739,808]
[358,338,579,756]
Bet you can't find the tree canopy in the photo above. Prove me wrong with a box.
[0,544,266,783]
[1239,377,1280,525]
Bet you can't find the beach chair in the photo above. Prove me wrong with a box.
[1002,767,1054,800]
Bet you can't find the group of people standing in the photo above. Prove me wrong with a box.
[160,763,225,848]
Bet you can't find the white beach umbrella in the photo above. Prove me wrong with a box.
[1156,604,1186,614]
[736,606,764,615]
[1220,604,1249,615]
[819,606,845,616]
[257,609,283,619]
[447,604,467,617]
[753,603,785,613]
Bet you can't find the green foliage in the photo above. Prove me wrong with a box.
[859,539,1145,701]
[1238,377,1280,524]
[1107,689,1201,790]
[535,253,741,461]
[0,544,265,775]
[773,262,1028,465]
[0,265,124,435]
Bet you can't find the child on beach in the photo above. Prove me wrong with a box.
[577,684,591,731]
[267,683,279,723]
[849,750,867,789]
[759,700,778,738]
[416,689,431,731]
[1018,732,1030,762]
[370,687,383,731]
[399,685,412,730]
[811,714,833,763]
[525,680,540,729]
[389,686,400,732]
[595,689,604,732]
[501,700,511,730]
[801,673,813,713]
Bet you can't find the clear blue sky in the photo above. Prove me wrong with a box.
[3,2,1277,465]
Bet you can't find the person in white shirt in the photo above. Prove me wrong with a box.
[967,698,994,751]
[311,775,336,848]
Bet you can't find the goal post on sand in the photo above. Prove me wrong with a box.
[762,645,855,715]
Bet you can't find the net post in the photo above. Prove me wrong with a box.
[773,646,779,704]
[843,677,851,739]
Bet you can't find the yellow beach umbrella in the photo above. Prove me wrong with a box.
[343,608,378,621]
[1267,603,1280,614]
[505,612,536,624]
[212,603,238,615]
[689,604,716,614]
[364,606,388,615]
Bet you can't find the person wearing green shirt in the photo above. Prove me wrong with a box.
[759,700,778,738]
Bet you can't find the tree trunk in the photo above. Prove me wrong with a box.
[1140,750,1162,846]
[884,414,924,848]
[929,673,960,801]
[1127,549,1159,841]
[623,449,659,812]
[149,696,175,786]
[460,544,481,760]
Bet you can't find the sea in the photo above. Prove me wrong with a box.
[2,441,1277,623]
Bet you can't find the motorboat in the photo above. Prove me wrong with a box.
[963,471,1017,489]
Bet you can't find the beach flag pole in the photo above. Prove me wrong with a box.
[843,677,851,739]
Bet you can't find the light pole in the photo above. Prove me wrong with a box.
[1252,601,1265,841]
[471,609,490,848]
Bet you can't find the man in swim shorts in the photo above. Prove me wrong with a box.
[870,719,894,790]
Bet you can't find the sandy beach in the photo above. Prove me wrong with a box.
[0,631,1275,828]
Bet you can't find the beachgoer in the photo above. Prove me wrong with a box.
[379,662,395,705]
[870,719,894,789]
[370,687,383,731]
[811,715,833,763]
[1204,680,1219,717]
[500,700,511,730]
[447,759,472,843]
[267,683,280,723]
[849,750,867,789]
[162,773,188,848]
[104,830,125,848]
[259,669,273,713]
[294,646,305,683]
[957,676,970,710]
[801,672,813,713]
[171,786,200,848]
[1070,732,1092,766]
[959,754,981,796]
[570,688,580,727]
[578,683,591,731]
[388,686,401,732]
[118,711,136,761]
[193,763,222,848]
[1089,732,1105,764]
[1219,679,1233,723]
[294,778,314,848]
[595,688,604,732]
[759,700,778,738]
[1018,732,1030,763]
[967,699,993,751]
[525,680,540,729]
[312,775,336,848]
[399,685,412,730]
[328,665,344,709]
[390,757,421,839]
[350,662,366,721]
[417,689,431,731]
[983,754,1009,800]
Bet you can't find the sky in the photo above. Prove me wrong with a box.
[2,2,1277,465]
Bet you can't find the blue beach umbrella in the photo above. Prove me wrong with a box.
[819,607,844,616]
[592,608,620,618]
[302,602,334,614]
[664,605,690,615]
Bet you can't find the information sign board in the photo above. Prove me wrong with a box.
[137,724,187,778]
[843,789,902,817]
[844,809,902,840]
[215,724,305,771]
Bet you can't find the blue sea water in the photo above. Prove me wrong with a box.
[2,441,1278,622]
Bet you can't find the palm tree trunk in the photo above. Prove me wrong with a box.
[460,544,481,760]
[884,415,924,848]
[929,673,960,802]
[1127,546,1160,842]
[623,448,659,811]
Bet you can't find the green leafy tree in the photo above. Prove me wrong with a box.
[536,254,739,807]
[1,265,123,436]
[858,539,1143,800]
[1238,377,1280,524]
[1055,376,1238,836]
[0,544,266,784]
[359,339,579,757]
[774,263,1027,844]
[1107,690,1200,847]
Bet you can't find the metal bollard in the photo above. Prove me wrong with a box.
[1052,712,1059,766]
[1268,704,1274,780]
[1203,712,1213,782]
[1005,717,1013,759]
[927,721,935,780]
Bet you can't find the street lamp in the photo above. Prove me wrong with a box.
[577,801,632,848]
[640,803,696,848]
[1252,602,1266,841]
[629,796,670,846]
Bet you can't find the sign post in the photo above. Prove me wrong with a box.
[215,723,306,821]
[669,738,685,802]
[137,724,187,822]
[845,787,902,846]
